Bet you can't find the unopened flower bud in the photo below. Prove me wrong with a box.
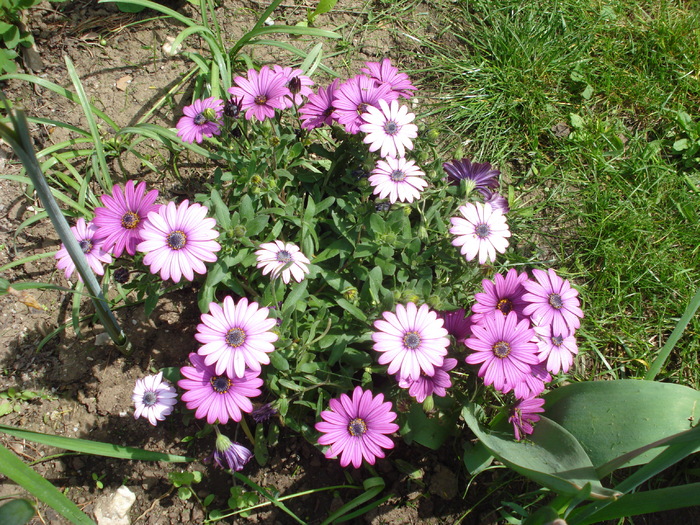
[113,267,130,284]
[202,107,218,122]
[232,225,247,237]
[288,76,302,95]
[343,287,358,301]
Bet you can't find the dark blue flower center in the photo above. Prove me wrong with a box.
[403,331,421,349]
[493,341,511,358]
[548,293,563,309]
[254,95,268,106]
[167,230,187,250]
[475,223,491,239]
[225,327,246,348]
[323,106,334,117]
[276,250,292,264]
[210,375,232,394]
[121,211,140,230]
[348,417,367,437]
[383,121,399,135]
[193,113,207,126]
[551,334,564,346]
[390,169,406,182]
[142,391,157,407]
[496,298,513,314]
[79,239,93,254]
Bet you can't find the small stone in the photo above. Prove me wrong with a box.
[93,486,136,525]
[95,333,111,346]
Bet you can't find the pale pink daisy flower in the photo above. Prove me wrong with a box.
[93,180,160,257]
[372,302,450,381]
[332,74,396,134]
[315,386,399,468]
[508,397,545,441]
[368,156,427,204]
[397,357,458,403]
[471,269,530,324]
[359,99,417,159]
[132,372,178,426]
[55,218,113,282]
[361,58,417,99]
[176,97,224,144]
[299,79,340,130]
[272,65,314,108]
[255,240,310,284]
[136,200,221,283]
[196,296,278,379]
[178,353,263,425]
[464,311,539,392]
[228,66,291,122]
[533,322,579,374]
[449,202,510,264]
[522,268,584,336]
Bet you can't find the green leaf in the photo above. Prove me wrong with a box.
[581,84,594,100]
[673,138,690,151]
[402,404,453,450]
[0,498,35,525]
[543,380,700,475]
[0,444,95,524]
[461,404,620,500]
[570,113,585,129]
[254,423,269,466]
[336,298,367,321]
[462,440,494,475]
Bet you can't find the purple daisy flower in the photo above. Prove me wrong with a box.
[255,240,311,284]
[332,74,396,134]
[361,58,417,99]
[533,322,579,374]
[195,296,279,379]
[443,158,500,197]
[464,311,539,392]
[251,403,278,423]
[508,397,545,441]
[209,429,253,471]
[272,65,314,108]
[360,99,418,159]
[372,302,450,381]
[178,353,263,425]
[397,357,458,403]
[228,66,291,122]
[436,308,474,343]
[299,79,340,130]
[368,156,427,204]
[483,190,510,214]
[93,180,160,258]
[506,362,551,400]
[132,372,178,426]
[55,218,113,282]
[522,268,584,336]
[136,200,221,283]
[176,97,224,144]
[471,269,530,324]
[315,386,399,469]
[449,202,510,265]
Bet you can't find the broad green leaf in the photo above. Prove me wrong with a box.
[0,444,95,525]
[543,379,700,474]
[0,499,35,525]
[461,404,620,499]
[402,404,453,450]
[336,298,367,322]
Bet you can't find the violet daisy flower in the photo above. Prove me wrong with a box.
[55,218,113,282]
[471,269,529,324]
[464,311,539,392]
[522,268,584,336]
[533,323,579,374]
[209,429,253,471]
[299,79,340,130]
[228,66,291,122]
[360,99,418,159]
[436,308,474,343]
[176,97,224,144]
[332,74,396,134]
[251,403,278,423]
[443,158,500,196]
[372,302,450,381]
[506,362,551,400]
[449,202,510,265]
[361,58,417,99]
[93,180,160,258]
[368,156,427,204]
[178,353,263,424]
[136,200,221,283]
[483,190,510,214]
[255,240,310,284]
[315,386,399,469]
[508,397,545,441]
[195,296,278,379]
[397,357,458,403]
[272,65,314,108]
[132,372,178,426]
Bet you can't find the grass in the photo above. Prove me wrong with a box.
[372,0,700,387]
